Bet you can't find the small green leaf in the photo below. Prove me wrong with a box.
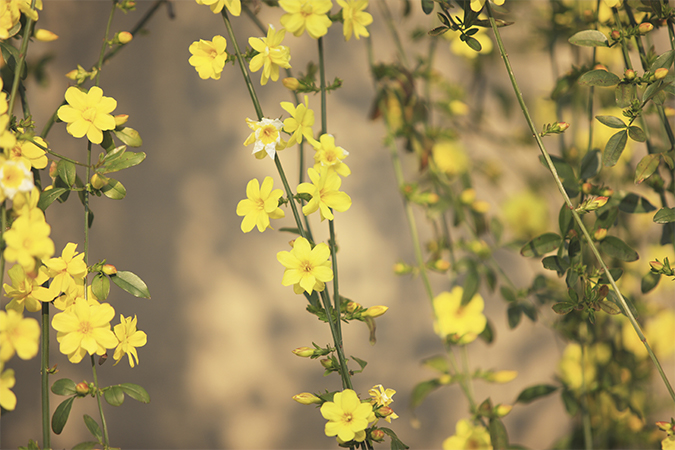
[599,236,639,262]
[119,383,150,403]
[410,379,442,409]
[72,442,100,450]
[500,286,517,303]
[489,417,510,450]
[561,389,579,415]
[634,154,660,184]
[552,302,575,315]
[422,355,450,374]
[515,384,558,404]
[57,160,77,187]
[428,26,449,36]
[615,82,637,108]
[598,268,623,284]
[479,319,495,344]
[83,415,103,443]
[595,115,626,128]
[542,255,569,275]
[111,270,151,298]
[599,300,621,315]
[603,129,628,167]
[101,178,126,200]
[113,127,143,147]
[507,303,522,329]
[641,271,660,293]
[465,36,482,52]
[380,427,410,450]
[51,378,77,396]
[568,29,609,47]
[618,193,656,214]
[628,126,646,142]
[421,0,435,14]
[101,151,146,174]
[579,149,601,180]
[91,273,110,301]
[578,69,621,87]
[538,155,578,197]
[654,207,675,224]
[461,264,480,306]
[38,187,69,211]
[650,50,675,71]
[520,233,562,257]
[103,386,125,407]
[52,396,75,434]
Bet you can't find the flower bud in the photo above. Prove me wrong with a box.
[393,262,412,275]
[624,69,636,81]
[433,259,450,272]
[65,69,79,80]
[114,114,129,127]
[593,228,607,241]
[117,31,133,44]
[649,260,664,272]
[377,406,394,418]
[282,77,299,90]
[292,346,315,358]
[656,421,673,432]
[370,429,385,442]
[556,122,570,132]
[320,358,335,370]
[426,192,440,204]
[610,30,621,41]
[34,29,58,42]
[49,161,58,179]
[90,173,109,189]
[601,187,613,197]
[590,196,608,209]
[101,264,117,276]
[471,200,490,214]
[292,392,322,405]
[581,182,593,194]
[495,404,513,417]
[655,68,669,80]
[638,22,653,34]
[459,188,476,205]
[75,381,90,396]
[488,370,518,383]
[362,305,388,318]
[439,374,452,385]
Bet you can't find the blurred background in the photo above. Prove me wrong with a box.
[2,0,673,448]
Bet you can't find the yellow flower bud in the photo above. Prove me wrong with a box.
[292,346,315,358]
[292,392,322,405]
[495,404,513,417]
[282,77,300,90]
[439,374,452,384]
[90,173,109,189]
[362,305,388,318]
[582,182,593,194]
[393,262,412,275]
[102,264,117,276]
[75,381,90,396]
[370,429,385,442]
[320,358,335,370]
[433,260,450,272]
[377,406,394,418]
[624,69,636,80]
[601,188,613,197]
[594,228,608,241]
[638,22,654,34]
[34,29,59,42]
[610,30,621,41]
[657,421,673,432]
[459,188,476,205]
[489,370,518,383]
[65,69,79,81]
[655,68,669,80]
[347,301,362,313]
[49,161,58,179]
[471,200,491,214]
[117,31,133,44]
[114,114,129,127]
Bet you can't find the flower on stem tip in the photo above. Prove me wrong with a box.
[297,166,352,221]
[277,237,333,294]
[3,209,54,272]
[113,314,147,368]
[433,286,487,344]
[188,35,228,80]
[43,242,88,294]
[310,134,351,177]
[52,301,118,364]
[470,0,504,12]
[194,0,240,15]
[281,95,315,147]
[57,86,117,145]
[337,0,373,41]
[368,384,399,423]
[321,389,376,442]
[279,0,333,40]
[249,25,291,86]
[442,419,493,450]
[244,117,286,160]
[0,159,34,201]
[236,177,285,233]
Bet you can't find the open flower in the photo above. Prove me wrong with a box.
[470,0,504,12]
[249,24,291,86]
[310,134,351,177]
[4,264,57,313]
[113,314,147,368]
[297,166,352,221]
[244,117,286,159]
[279,0,333,39]
[57,86,117,144]
[433,286,487,344]
[52,301,118,363]
[281,95,315,147]
[277,237,333,294]
[337,0,373,41]
[236,177,285,232]
[3,209,54,272]
[194,0,240,15]
[43,242,88,294]
[0,363,16,410]
[188,35,228,80]
[368,384,399,423]
[0,309,40,361]
[321,389,375,443]
[0,159,34,201]
[442,419,493,450]
[9,135,48,169]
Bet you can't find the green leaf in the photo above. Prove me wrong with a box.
[595,115,626,128]
[538,155,578,197]
[57,159,77,187]
[350,355,368,374]
[654,207,675,224]
[465,36,482,52]
[634,154,660,184]
[578,69,620,87]
[568,29,609,47]
[18,439,40,450]
[641,271,660,293]
[515,384,558,404]
[51,378,77,396]
[410,379,442,409]
[380,427,410,450]
[599,236,639,262]
[52,396,75,434]
[615,82,637,108]
[113,127,143,147]
[479,319,495,344]
[101,151,146,174]
[618,193,656,213]
[500,286,517,303]
[542,255,569,275]
[111,270,151,298]
[101,178,126,200]
[422,355,450,374]
[599,300,621,315]
[120,383,150,403]
[561,389,579,415]
[598,268,623,284]
[603,129,628,167]
[628,126,646,142]
[421,0,435,14]
[428,26,449,36]
[38,187,69,211]
[552,302,575,315]
[83,415,103,443]
[103,385,125,407]
[72,442,100,450]
[650,49,675,71]
[507,303,522,329]
[520,233,562,257]
[91,273,110,301]
[579,149,601,180]
[461,264,480,306]
[489,417,510,450]
[0,40,27,79]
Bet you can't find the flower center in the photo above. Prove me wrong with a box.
[343,412,353,424]
[2,164,24,188]
[79,321,93,336]
[259,125,278,144]
[82,107,97,123]
[301,261,313,273]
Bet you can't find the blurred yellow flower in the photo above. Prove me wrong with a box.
[0,363,16,410]
[337,0,372,41]
[249,24,291,86]
[443,27,493,59]
[0,309,40,361]
[433,286,487,344]
[280,0,333,39]
[432,140,470,176]
[621,309,675,360]
[501,190,549,239]
[442,419,493,450]
[194,0,240,15]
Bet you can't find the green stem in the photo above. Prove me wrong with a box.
[91,355,110,448]
[94,3,117,86]
[580,339,593,450]
[318,37,327,135]
[485,1,675,404]
[612,8,633,70]
[41,301,50,449]
[376,0,409,68]
[7,1,36,118]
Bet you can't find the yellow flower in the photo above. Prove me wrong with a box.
[442,419,493,450]
[501,190,549,239]
[0,159,34,201]
[57,86,117,145]
[3,209,54,272]
[433,286,487,344]
[249,25,291,86]
[9,135,48,169]
[558,342,611,390]
[432,140,470,176]
[43,242,88,294]
[0,363,17,410]
[321,389,375,443]
[297,166,352,221]
[281,95,315,147]
[243,117,286,159]
[3,264,56,313]
[52,301,117,364]
[277,236,333,294]
[236,177,285,232]
[279,0,333,39]
[0,309,40,362]
[310,134,351,177]
[113,314,147,368]
[337,0,372,41]
[368,384,399,423]
[188,35,228,80]
[194,0,240,15]
[470,0,504,12]
[621,309,675,360]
